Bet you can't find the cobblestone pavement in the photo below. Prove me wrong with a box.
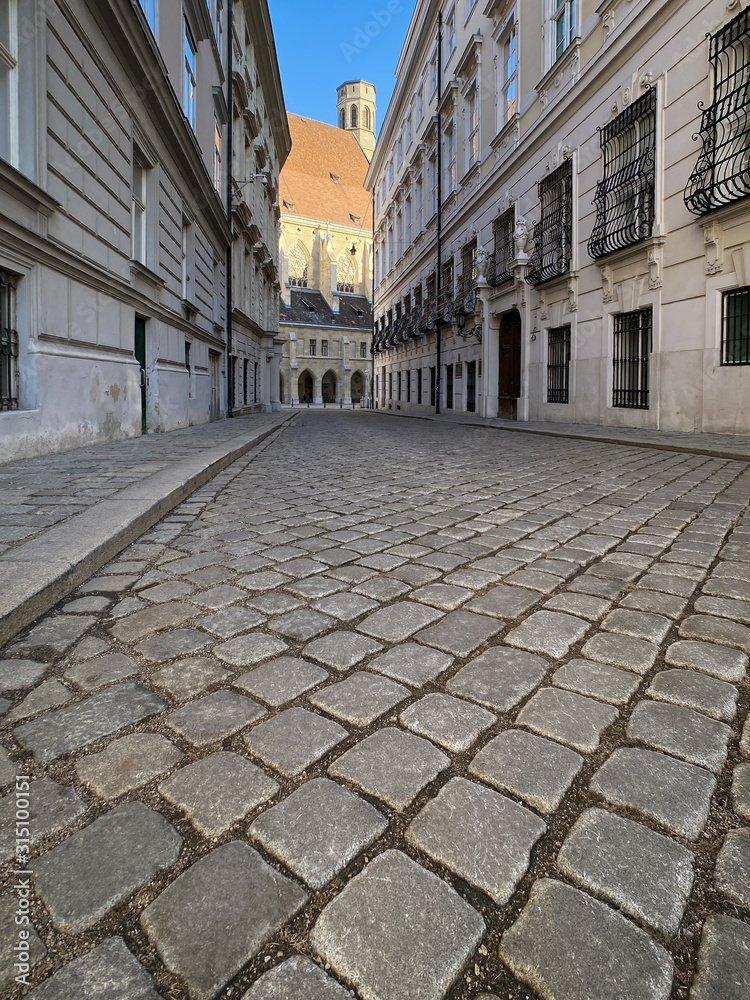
[1,410,750,1000]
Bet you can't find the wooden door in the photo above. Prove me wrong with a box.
[498,310,521,419]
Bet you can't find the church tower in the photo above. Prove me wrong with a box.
[336,80,377,161]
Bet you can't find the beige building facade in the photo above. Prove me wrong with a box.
[0,0,288,461]
[278,98,374,406]
[368,0,750,435]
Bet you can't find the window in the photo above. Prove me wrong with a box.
[446,364,454,408]
[550,0,575,64]
[181,217,191,299]
[459,238,477,299]
[139,0,157,33]
[288,243,309,287]
[388,226,394,271]
[405,114,413,149]
[351,104,358,128]
[405,195,413,248]
[396,210,403,260]
[430,366,436,406]
[527,158,573,286]
[309,339,317,356]
[184,20,197,128]
[0,270,18,411]
[339,108,346,129]
[389,371,393,399]
[389,158,395,188]
[214,0,224,56]
[0,1,18,169]
[185,340,191,375]
[429,50,438,95]
[416,85,424,123]
[446,8,456,61]
[243,358,249,405]
[445,120,456,194]
[397,370,402,400]
[490,206,514,287]
[131,151,148,264]
[722,287,750,365]
[337,251,355,293]
[415,176,424,234]
[406,369,411,402]
[397,135,403,168]
[466,85,480,168]
[613,309,652,409]
[428,151,438,217]
[364,106,371,130]
[686,7,750,215]
[417,368,423,404]
[381,365,386,405]
[588,88,656,259]
[254,361,259,403]
[547,325,571,403]
[501,26,518,125]
[213,117,222,196]
[321,340,328,357]
[361,342,367,358]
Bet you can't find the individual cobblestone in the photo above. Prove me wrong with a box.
[591,747,715,839]
[647,668,737,721]
[517,687,617,752]
[303,630,383,670]
[469,729,583,813]
[368,642,453,686]
[0,658,47,691]
[500,879,673,1000]
[400,693,496,752]
[447,647,547,711]
[552,658,640,704]
[733,762,750,819]
[357,601,444,642]
[34,802,181,932]
[166,690,266,746]
[309,671,409,726]
[141,842,308,1000]
[3,679,72,722]
[241,956,352,999]
[233,656,328,705]
[556,807,694,932]
[311,849,484,1000]
[0,777,87,862]
[627,700,730,772]
[407,777,545,903]
[414,609,504,656]
[504,610,590,659]
[25,937,160,1000]
[151,657,231,700]
[245,707,348,776]
[581,631,659,674]
[678,614,750,653]
[76,733,184,799]
[714,828,750,908]
[665,639,748,681]
[543,592,611,620]
[135,628,213,661]
[249,778,386,888]
[329,727,449,810]
[63,652,139,691]
[690,914,750,1000]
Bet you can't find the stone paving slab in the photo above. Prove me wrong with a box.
[166,690,266,746]
[250,778,387,889]
[0,658,47,691]
[407,777,545,903]
[357,601,444,642]
[690,914,750,1000]
[233,656,328,706]
[34,801,181,932]
[590,747,716,839]
[517,687,617,753]
[678,615,750,653]
[647,668,738,721]
[159,751,279,837]
[0,777,88,863]
[627,700,730,772]
[3,678,72,723]
[499,879,673,1000]
[446,647,547,712]
[504,609,590,658]
[329,728,450,810]
[311,849,485,1000]
[556,807,694,933]
[245,707,348,776]
[665,639,748,681]
[63,652,139,691]
[714,828,750,908]
[368,643,453,686]
[303,631,383,670]
[151,657,232,700]
[552,658,641,704]
[242,956,352,1000]
[309,672,410,726]
[414,609,504,656]
[400,693,496,752]
[141,842,308,1000]
[25,936,161,1000]
[733,762,750,819]
[13,681,167,761]
[76,733,184,799]
[469,729,583,813]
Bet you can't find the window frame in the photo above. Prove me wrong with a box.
[309,339,317,357]
[547,324,571,403]
[465,81,480,170]
[612,308,652,410]
[722,286,750,366]
[549,0,575,66]
[183,19,197,129]
[131,149,149,265]
[0,269,19,412]
[500,23,518,129]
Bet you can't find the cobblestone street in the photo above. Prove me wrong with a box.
[1,410,749,1000]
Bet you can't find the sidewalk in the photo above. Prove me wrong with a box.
[0,412,295,643]
[373,408,750,462]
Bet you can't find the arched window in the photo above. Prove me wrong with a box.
[339,108,346,129]
[337,250,356,293]
[350,104,358,128]
[363,106,371,130]
[288,243,309,288]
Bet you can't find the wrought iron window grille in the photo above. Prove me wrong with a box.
[589,88,657,259]
[527,159,573,286]
[685,7,750,216]
[0,271,19,412]
[489,207,515,287]
[722,286,750,365]
[547,324,571,403]
[612,308,652,409]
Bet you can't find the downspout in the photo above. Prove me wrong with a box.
[435,11,442,415]
[225,0,234,417]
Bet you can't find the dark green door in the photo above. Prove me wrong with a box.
[134,317,147,434]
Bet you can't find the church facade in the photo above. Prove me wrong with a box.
[278,85,374,406]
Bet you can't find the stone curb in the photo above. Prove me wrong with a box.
[0,412,297,645]
[369,409,750,463]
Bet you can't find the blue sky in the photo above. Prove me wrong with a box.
[267,0,414,133]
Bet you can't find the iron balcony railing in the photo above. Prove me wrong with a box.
[685,7,750,215]
[527,159,573,286]
[589,88,657,259]
[489,207,515,287]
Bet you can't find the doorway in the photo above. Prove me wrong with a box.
[322,369,336,403]
[466,360,476,413]
[134,317,147,434]
[498,310,521,419]
[351,371,364,402]
[209,350,221,420]
[298,370,313,403]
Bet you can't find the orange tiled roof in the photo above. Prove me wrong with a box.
[280,113,373,232]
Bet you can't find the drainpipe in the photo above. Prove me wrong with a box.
[225,0,234,417]
[435,11,442,415]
